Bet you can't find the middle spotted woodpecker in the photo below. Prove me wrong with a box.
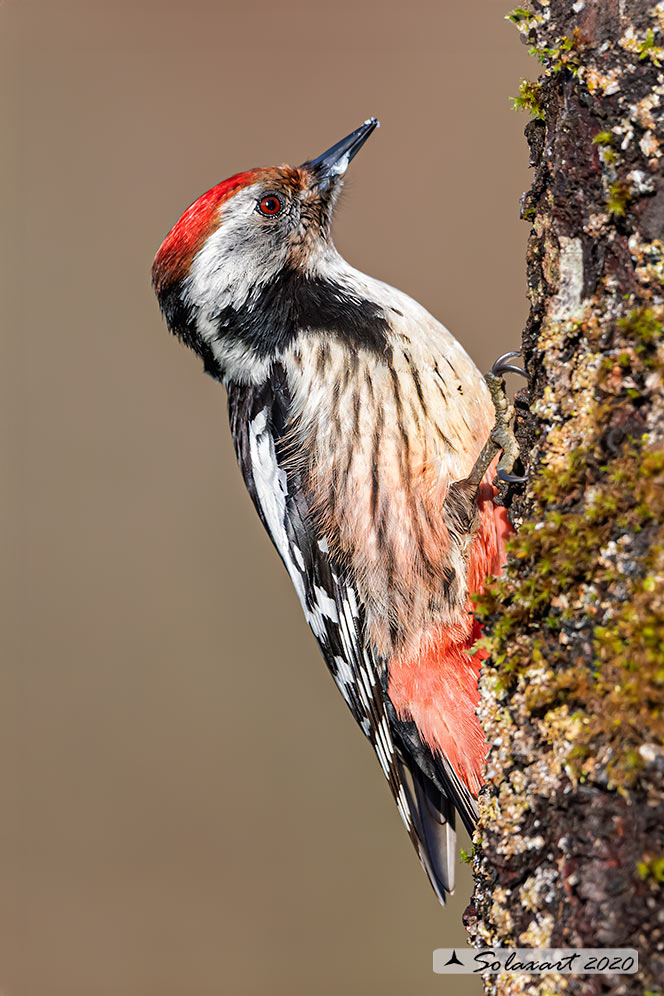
[152,118,518,904]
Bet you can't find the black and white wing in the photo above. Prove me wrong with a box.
[227,366,465,903]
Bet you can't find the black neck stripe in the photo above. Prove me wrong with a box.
[159,269,392,376]
[213,269,392,360]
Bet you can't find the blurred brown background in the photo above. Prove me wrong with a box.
[1,2,532,993]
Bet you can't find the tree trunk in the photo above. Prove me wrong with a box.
[464,2,664,992]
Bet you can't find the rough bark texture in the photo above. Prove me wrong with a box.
[464,2,664,993]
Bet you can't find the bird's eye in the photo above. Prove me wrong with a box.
[257,194,282,216]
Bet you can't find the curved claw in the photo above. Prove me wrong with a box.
[491,350,528,379]
[497,468,528,484]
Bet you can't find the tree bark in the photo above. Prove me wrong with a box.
[464,2,664,993]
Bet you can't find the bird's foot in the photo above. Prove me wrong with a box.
[466,351,528,490]
[490,351,527,484]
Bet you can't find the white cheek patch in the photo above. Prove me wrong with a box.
[184,185,290,384]
[186,185,287,314]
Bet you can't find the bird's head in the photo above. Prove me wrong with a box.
[152,118,380,383]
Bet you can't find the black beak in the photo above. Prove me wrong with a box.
[303,118,379,185]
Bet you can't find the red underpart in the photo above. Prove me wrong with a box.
[388,469,512,796]
[152,169,261,293]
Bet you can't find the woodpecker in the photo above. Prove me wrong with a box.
[152,119,516,904]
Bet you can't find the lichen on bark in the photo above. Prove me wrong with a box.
[465,2,664,993]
